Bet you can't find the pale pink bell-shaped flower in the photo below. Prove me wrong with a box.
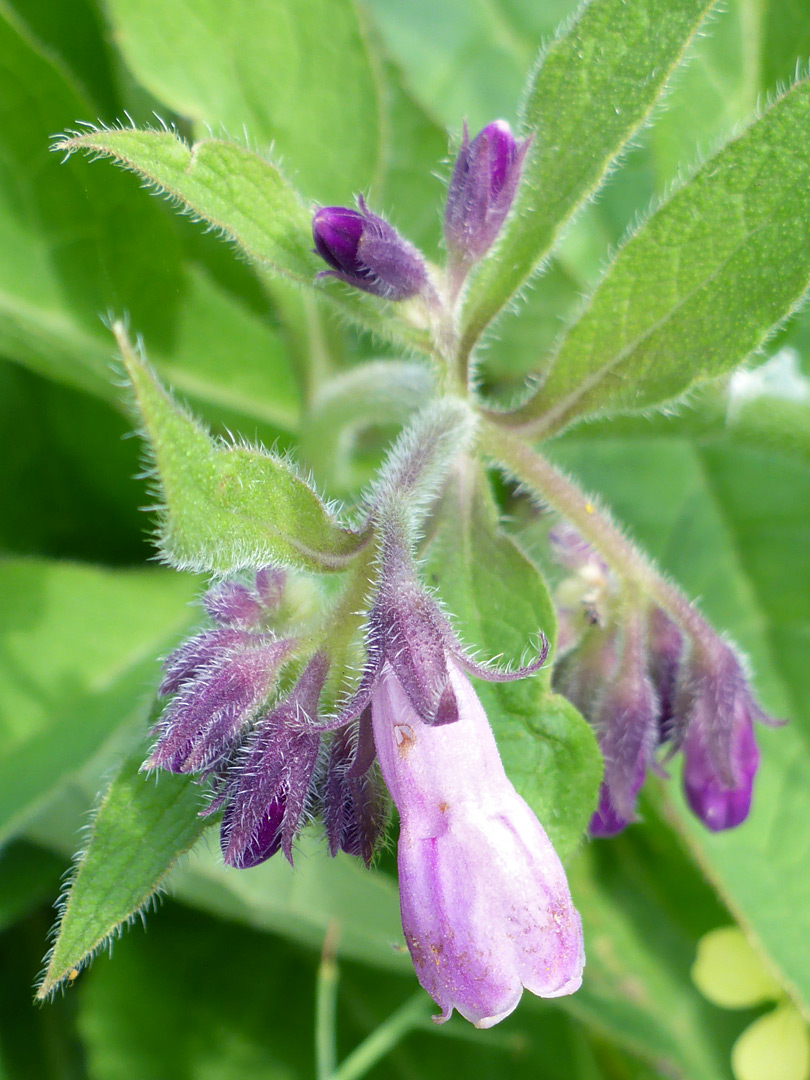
[372,659,584,1028]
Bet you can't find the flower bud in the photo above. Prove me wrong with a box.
[323,711,388,866]
[203,567,287,630]
[219,653,328,866]
[312,197,429,301]
[444,120,531,270]
[372,659,583,1027]
[147,637,294,774]
[647,607,683,743]
[590,643,659,838]
[674,640,767,831]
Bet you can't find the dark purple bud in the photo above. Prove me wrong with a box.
[312,197,428,301]
[647,608,683,744]
[146,638,294,774]
[590,783,632,837]
[674,639,768,831]
[220,654,328,867]
[444,120,531,268]
[682,717,759,831]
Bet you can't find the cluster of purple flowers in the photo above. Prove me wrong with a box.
[550,525,770,835]
[145,119,775,1029]
[149,542,584,1027]
[146,567,388,869]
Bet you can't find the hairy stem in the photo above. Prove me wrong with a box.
[481,421,712,644]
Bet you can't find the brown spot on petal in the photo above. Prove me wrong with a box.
[395,723,416,756]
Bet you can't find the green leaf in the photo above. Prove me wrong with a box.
[547,413,810,1015]
[37,748,208,999]
[103,0,385,205]
[422,463,601,859]
[0,558,197,843]
[0,8,300,430]
[115,323,364,573]
[459,0,715,357]
[508,77,810,437]
[55,127,431,353]
[76,904,317,1080]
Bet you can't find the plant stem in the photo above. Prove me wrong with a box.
[316,922,342,1080]
[332,993,431,1080]
[481,421,711,643]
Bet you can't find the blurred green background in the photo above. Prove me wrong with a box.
[2,0,810,1077]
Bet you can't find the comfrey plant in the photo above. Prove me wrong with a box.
[42,0,808,1056]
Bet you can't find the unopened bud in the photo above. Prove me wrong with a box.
[673,640,768,831]
[312,197,429,301]
[444,120,531,271]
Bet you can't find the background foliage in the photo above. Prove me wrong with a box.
[2,0,810,1076]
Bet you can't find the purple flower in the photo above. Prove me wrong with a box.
[589,634,659,838]
[147,636,294,774]
[145,569,295,775]
[323,710,388,867]
[444,120,531,270]
[312,197,428,301]
[372,659,584,1027]
[219,653,329,866]
[674,641,768,831]
[332,545,547,732]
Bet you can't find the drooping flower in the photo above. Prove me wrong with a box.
[673,640,766,831]
[588,619,659,837]
[145,569,296,775]
[317,532,578,1025]
[219,652,328,866]
[322,709,388,867]
[444,120,531,273]
[312,197,429,301]
[548,523,771,835]
[372,658,584,1027]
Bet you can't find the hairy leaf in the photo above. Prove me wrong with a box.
[459,0,715,357]
[116,324,364,572]
[37,749,207,999]
[54,128,431,353]
[508,77,810,436]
